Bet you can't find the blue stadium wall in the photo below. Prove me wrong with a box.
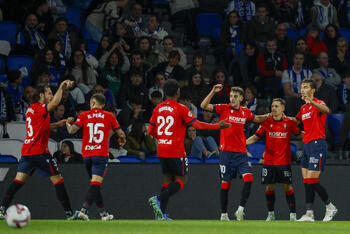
[0,164,348,220]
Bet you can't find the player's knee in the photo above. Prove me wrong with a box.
[282,184,293,192]
[266,184,275,191]
[15,172,29,183]
[50,174,63,185]
[243,173,253,182]
[91,174,104,183]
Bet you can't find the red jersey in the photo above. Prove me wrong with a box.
[74,108,120,157]
[214,104,254,152]
[296,98,327,144]
[21,103,50,156]
[149,99,196,158]
[255,116,301,165]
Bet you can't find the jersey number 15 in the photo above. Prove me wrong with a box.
[87,123,104,143]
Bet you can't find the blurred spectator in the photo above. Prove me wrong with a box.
[143,90,163,122]
[247,4,276,49]
[219,11,246,68]
[50,103,71,142]
[225,0,255,23]
[329,37,350,76]
[66,49,97,94]
[306,25,328,56]
[148,72,165,100]
[124,121,156,160]
[127,50,150,86]
[117,94,145,131]
[141,14,168,48]
[85,0,130,42]
[109,132,127,159]
[152,50,186,85]
[237,42,259,87]
[61,86,78,118]
[53,140,83,163]
[210,68,231,104]
[185,51,210,85]
[32,0,54,37]
[16,85,35,121]
[74,39,99,72]
[275,23,295,59]
[1,0,33,24]
[311,0,339,31]
[312,73,338,112]
[197,110,220,145]
[179,88,197,117]
[31,47,62,87]
[35,67,51,86]
[125,2,146,38]
[15,13,46,56]
[137,36,159,68]
[119,69,148,108]
[323,24,340,53]
[46,39,66,72]
[64,75,85,105]
[282,52,312,116]
[338,0,350,28]
[0,83,16,124]
[86,84,115,107]
[338,72,350,112]
[157,36,187,68]
[110,22,133,53]
[244,86,258,113]
[182,71,210,108]
[313,51,342,90]
[294,37,318,69]
[47,17,77,59]
[184,126,218,160]
[99,48,130,97]
[337,73,350,159]
[94,35,113,60]
[6,70,23,111]
[48,0,67,20]
[276,0,312,29]
[257,38,288,98]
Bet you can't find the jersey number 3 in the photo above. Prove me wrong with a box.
[87,123,104,143]
[157,116,174,136]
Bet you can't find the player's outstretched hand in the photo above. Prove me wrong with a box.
[219,119,231,129]
[56,119,67,127]
[60,80,75,89]
[118,136,126,147]
[211,84,223,94]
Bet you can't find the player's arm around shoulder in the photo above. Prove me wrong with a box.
[252,113,270,123]
[200,84,223,112]
[246,134,260,145]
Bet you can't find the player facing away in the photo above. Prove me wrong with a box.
[201,85,269,221]
[66,93,126,221]
[0,81,76,219]
[296,79,337,222]
[246,98,303,221]
[148,79,230,220]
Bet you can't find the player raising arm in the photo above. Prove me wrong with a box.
[148,79,230,220]
[246,98,303,221]
[296,79,337,222]
[0,81,76,220]
[201,84,269,221]
[66,93,126,221]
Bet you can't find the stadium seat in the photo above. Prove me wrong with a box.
[86,40,99,55]
[291,143,297,155]
[7,55,34,87]
[64,7,82,28]
[48,139,58,154]
[144,156,160,163]
[287,28,298,41]
[298,27,307,37]
[117,155,143,163]
[340,28,350,41]
[327,113,344,144]
[188,156,203,164]
[0,74,6,83]
[0,154,18,163]
[205,156,219,164]
[196,13,222,40]
[0,21,18,44]
[6,121,26,141]
[60,139,83,154]
[247,141,265,159]
[0,139,23,160]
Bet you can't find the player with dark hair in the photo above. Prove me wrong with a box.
[246,98,303,221]
[66,93,126,221]
[0,80,76,219]
[296,79,337,222]
[148,79,230,220]
[201,85,269,221]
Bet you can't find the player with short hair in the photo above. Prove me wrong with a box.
[0,81,76,219]
[148,79,230,220]
[246,98,303,221]
[296,79,337,222]
[66,93,126,221]
[201,85,269,221]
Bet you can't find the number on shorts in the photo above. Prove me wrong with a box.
[262,168,267,177]
[220,165,226,174]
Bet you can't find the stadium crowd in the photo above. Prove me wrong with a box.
[0,0,349,162]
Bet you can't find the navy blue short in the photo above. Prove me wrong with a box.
[219,151,252,181]
[84,156,109,178]
[17,154,60,178]
[301,139,327,171]
[159,157,189,176]
[261,165,292,184]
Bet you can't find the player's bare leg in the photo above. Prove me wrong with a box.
[220,180,231,221]
[282,184,296,221]
[49,174,75,219]
[265,184,275,221]
[0,172,29,219]
[234,173,253,221]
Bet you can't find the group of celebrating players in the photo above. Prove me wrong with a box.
[0,77,338,222]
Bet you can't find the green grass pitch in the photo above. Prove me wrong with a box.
[1,220,350,234]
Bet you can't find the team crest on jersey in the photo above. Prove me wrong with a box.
[188,111,193,117]
[242,111,245,116]
[309,106,312,110]
[284,124,287,129]
[270,124,273,128]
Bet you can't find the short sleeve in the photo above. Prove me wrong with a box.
[38,104,48,115]
[74,112,84,128]
[290,120,301,136]
[111,114,120,130]
[246,108,255,121]
[181,105,196,125]
[213,104,225,114]
[255,124,265,137]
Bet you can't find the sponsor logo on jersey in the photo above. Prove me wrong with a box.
[229,116,246,124]
[85,145,102,150]
[159,106,174,113]
[158,139,172,144]
[26,108,34,115]
[87,113,105,119]
[302,112,311,120]
[24,138,34,144]
[268,132,288,138]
